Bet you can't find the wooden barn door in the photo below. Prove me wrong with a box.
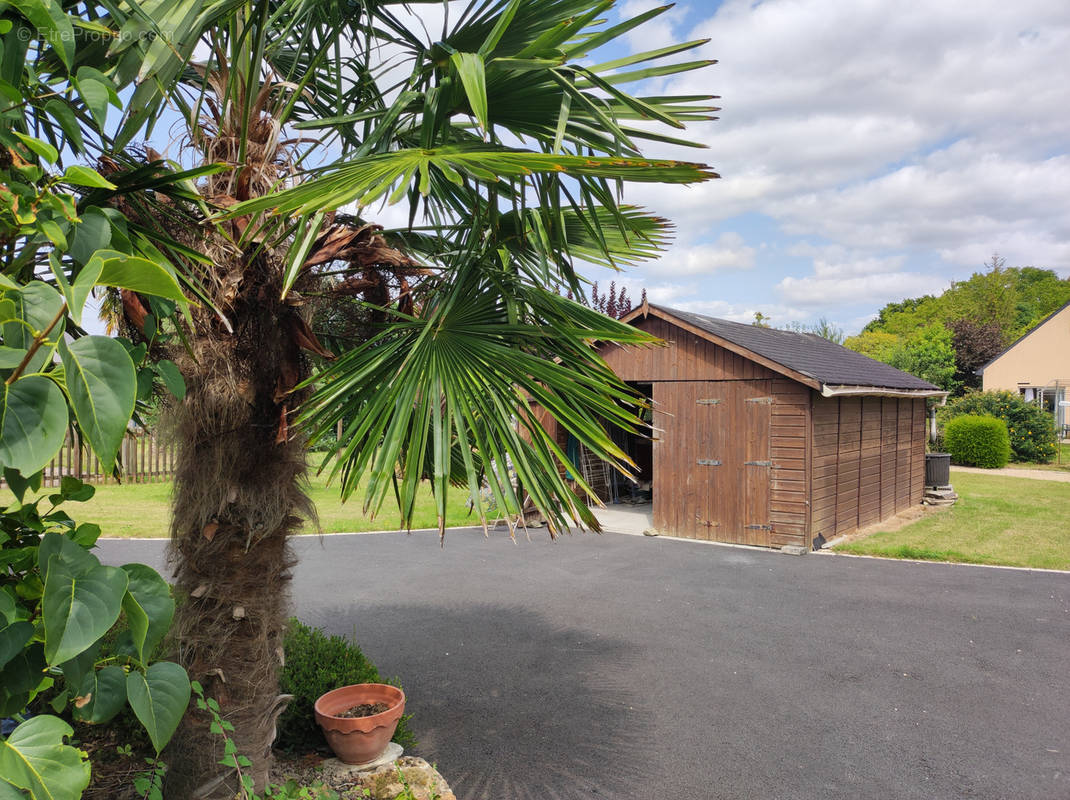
[653,381,721,539]
[652,380,773,544]
[738,382,773,546]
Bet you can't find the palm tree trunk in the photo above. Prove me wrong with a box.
[163,299,313,798]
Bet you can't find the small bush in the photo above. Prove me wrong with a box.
[944,415,1011,468]
[938,390,1057,463]
[277,619,415,753]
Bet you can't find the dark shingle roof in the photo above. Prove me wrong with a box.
[653,305,941,392]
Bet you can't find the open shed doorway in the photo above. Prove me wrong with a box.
[608,381,653,505]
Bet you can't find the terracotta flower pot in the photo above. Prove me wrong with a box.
[314,683,405,765]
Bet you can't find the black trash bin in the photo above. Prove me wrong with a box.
[925,452,951,487]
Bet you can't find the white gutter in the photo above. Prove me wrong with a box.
[820,384,949,404]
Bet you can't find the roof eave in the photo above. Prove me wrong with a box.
[820,384,949,403]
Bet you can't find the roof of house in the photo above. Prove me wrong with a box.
[979,298,1070,374]
[628,304,943,394]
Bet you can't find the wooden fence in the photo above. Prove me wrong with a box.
[36,430,178,487]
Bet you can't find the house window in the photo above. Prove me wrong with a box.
[1020,386,1068,434]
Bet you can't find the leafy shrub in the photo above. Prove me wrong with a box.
[277,619,415,753]
[938,390,1057,463]
[944,415,1011,468]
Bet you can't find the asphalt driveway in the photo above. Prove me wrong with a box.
[100,530,1070,800]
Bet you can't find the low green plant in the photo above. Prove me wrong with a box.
[160,683,341,800]
[944,414,1011,468]
[0,475,189,800]
[132,757,166,800]
[191,680,255,797]
[263,780,340,799]
[938,390,1057,463]
[277,619,415,753]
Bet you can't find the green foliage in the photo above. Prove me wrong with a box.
[132,757,166,800]
[888,323,958,391]
[0,477,189,798]
[863,257,1070,353]
[0,716,89,800]
[277,619,414,754]
[859,256,1070,399]
[261,779,339,799]
[944,415,1011,468]
[939,390,1058,464]
[0,7,197,790]
[191,681,256,798]
[844,330,900,363]
[862,294,944,337]
[846,324,958,391]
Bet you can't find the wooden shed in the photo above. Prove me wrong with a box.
[596,304,947,551]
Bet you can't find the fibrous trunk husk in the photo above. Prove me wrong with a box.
[163,265,314,799]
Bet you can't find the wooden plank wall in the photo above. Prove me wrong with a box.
[810,395,927,544]
[601,316,778,383]
[654,379,789,547]
[600,319,810,549]
[769,378,809,548]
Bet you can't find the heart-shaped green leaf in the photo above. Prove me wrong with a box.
[0,715,90,800]
[68,207,112,269]
[121,563,174,664]
[59,336,135,473]
[1,281,65,375]
[42,555,127,665]
[37,532,97,577]
[127,662,191,753]
[72,665,127,724]
[0,377,69,477]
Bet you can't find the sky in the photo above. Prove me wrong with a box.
[588,0,1070,333]
[110,0,1070,337]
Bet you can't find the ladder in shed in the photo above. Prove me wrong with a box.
[579,444,613,502]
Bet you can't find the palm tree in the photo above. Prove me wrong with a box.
[91,0,718,794]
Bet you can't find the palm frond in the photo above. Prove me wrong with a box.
[299,259,655,535]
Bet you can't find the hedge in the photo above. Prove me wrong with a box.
[944,415,1011,468]
[938,390,1057,463]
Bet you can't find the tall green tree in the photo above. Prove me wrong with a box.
[864,255,1070,345]
[889,324,958,392]
[44,1,720,795]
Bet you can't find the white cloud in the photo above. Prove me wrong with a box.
[777,270,947,308]
[610,0,1070,287]
[647,232,755,277]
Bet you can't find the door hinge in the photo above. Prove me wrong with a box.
[745,524,773,530]
[696,398,721,405]
[745,396,774,404]
[696,459,722,466]
[744,460,772,466]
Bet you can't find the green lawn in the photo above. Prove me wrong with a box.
[834,472,1070,570]
[0,471,479,538]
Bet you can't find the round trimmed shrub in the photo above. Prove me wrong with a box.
[944,414,1011,468]
[938,390,1057,463]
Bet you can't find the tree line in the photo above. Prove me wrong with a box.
[844,255,1070,393]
